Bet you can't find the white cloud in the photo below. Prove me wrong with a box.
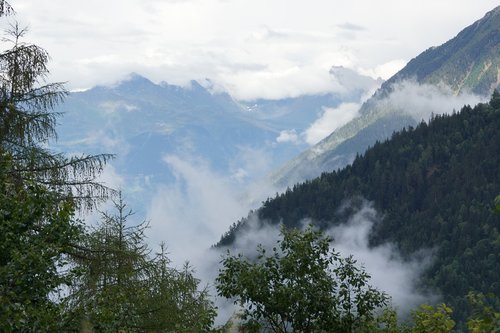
[9,0,498,99]
[303,103,361,145]
[228,146,276,183]
[381,80,485,121]
[96,163,125,191]
[325,203,436,313]
[99,100,139,114]
[359,59,407,80]
[146,154,252,265]
[212,201,436,323]
[329,66,383,93]
[276,129,299,144]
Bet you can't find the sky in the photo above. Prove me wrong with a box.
[6,0,499,100]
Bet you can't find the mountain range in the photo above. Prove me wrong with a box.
[55,68,379,209]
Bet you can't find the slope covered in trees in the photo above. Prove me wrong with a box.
[271,5,499,188]
[220,93,500,324]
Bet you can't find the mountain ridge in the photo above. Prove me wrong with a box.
[270,5,500,188]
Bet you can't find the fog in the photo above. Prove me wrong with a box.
[381,80,484,121]
[178,201,437,326]
[142,152,437,324]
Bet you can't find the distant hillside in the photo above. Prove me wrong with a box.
[56,74,297,187]
[271,5,500,188]
[56,71,375,191]
[220,94,500,324]
[385,5,500,95]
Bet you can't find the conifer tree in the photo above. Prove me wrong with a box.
[66,194,217,332]
[0,18,113,210]
[0,3,112,330]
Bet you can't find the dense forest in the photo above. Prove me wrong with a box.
[220,92,500,326]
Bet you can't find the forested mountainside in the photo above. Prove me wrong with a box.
[220,93,500,324]
[271,5,500,188]
[384,5,500,95]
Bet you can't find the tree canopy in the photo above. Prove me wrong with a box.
[216,226,388,333]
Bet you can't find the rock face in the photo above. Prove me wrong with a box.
[271,5,500,188]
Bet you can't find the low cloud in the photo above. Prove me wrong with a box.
[211,200,436,324]
[228,146,276,184]
[146,154,255,266]
[99,100,139,114]
[359,59,407,81]
[329,66,383,93]
[303,103,362,145]
[325,203,436,313]
[301,67,382,146]
[276,129,299,144]
[380,80,485,121]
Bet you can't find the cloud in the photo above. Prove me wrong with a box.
[146,154,254,265]
[221,63,346,101]
[143,153,281,326]
[303,103,361,145]
[99,100,139,114]
[329,66,383,93]
[359,59,407,80]
[96,163,125,191]
[276,129,299,144]
[336,22,366,31]
[380,80,485,121]
[12,0,499,99]
[216,200,436,320]
[228,146,276,184]
[325,203,436,313]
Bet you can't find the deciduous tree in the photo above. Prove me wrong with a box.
[216,226,388,333]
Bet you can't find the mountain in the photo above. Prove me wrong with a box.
[57,74,283,184]
[271,5,500,188]
[385,5,500,95]
[240,66,382,133]
[219,96,500,325]
[55,72,377,212]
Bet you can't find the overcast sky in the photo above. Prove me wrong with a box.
[6,0,499,100]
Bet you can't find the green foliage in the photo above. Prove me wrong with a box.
[357,308,409,333]
[216,226,388,333]
[141,252,217,332]
[0,4,114,330]
[222,95,500,326]
[65,195,217,332]
[0,20,113,210]
[495,195,500,213]
[410,304,455,333]
[0,154,82,332]
[490,89,500,110]
[466,292,500,333]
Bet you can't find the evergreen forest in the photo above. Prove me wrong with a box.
[220,92,500,328]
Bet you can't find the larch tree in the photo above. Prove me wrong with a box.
[0,3,112,330]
